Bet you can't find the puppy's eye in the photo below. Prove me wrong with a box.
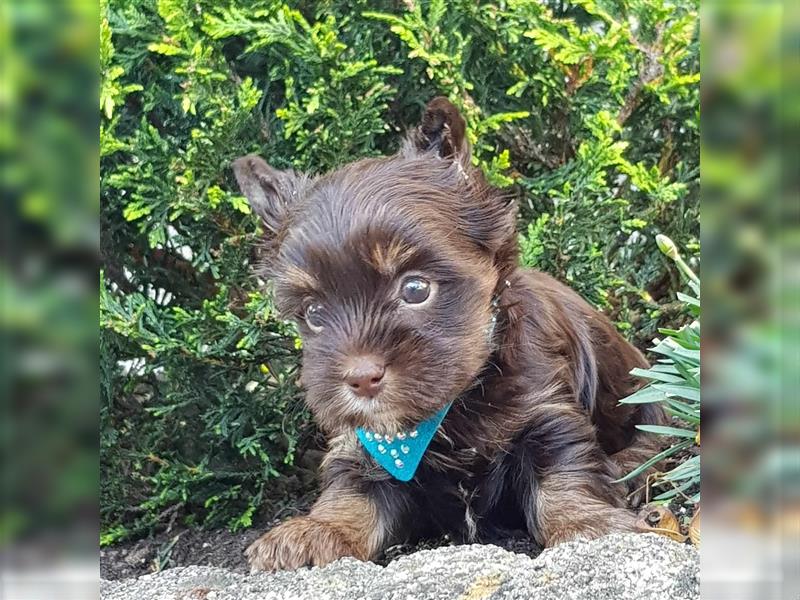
[400,277,431,304]
[304,303,325,333]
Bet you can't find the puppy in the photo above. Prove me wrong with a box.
[233,97,664,572]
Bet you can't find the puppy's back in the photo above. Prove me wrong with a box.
[514,269,652,454]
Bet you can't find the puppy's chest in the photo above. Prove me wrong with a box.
[423,381,522,478]
[413,396,527,536]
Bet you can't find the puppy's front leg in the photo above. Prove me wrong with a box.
[246,483,386,572]
[521,400,637,547]
[533,470,637,546]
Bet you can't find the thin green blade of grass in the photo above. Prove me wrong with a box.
[613,439,693,483]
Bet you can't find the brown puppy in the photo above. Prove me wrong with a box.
[233,98,664,572]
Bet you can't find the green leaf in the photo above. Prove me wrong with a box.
[653,383,701,402]
[677,291,700,307]
[147,41,184,56]
[229,195,251,214]
[635,424,697,438]
[629,367,684,384]
[619,385,668,404]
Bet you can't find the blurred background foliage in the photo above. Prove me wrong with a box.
[2,0,99,557]
[99,0,699,543]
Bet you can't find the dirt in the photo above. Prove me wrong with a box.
[100,491,318,580]
[100,523,541,581]
[100,526,263,580]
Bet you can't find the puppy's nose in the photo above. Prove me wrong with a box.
[343,356,385,398]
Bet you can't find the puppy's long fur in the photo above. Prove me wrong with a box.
[234,97,664,571]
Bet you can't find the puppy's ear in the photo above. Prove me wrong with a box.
[411,97,468,159]
[231,154,302,234]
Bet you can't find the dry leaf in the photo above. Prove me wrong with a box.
[636,504,687,543]
[688,508,700,546]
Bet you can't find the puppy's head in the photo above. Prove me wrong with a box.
[234,98,517,434]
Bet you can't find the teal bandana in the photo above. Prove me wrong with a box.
[355,402,453,482]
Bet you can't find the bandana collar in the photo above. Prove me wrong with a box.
[355,402,453,481]
[355,279,511,482]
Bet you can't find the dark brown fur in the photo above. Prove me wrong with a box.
[233,98,664,572]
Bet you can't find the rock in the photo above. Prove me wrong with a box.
[101,533,698,600]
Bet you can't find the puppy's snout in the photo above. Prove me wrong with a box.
[343,356,385,398]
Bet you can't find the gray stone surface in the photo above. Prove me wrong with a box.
[100,533,699,600]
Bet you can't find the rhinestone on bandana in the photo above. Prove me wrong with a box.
[374,433,383,441]
[385,435,394,443]
[377,444,386,454]
[396,432,406,440]
[390,449,399,458]
[394,459,404,469]
[401,444,410,454]
[365,432,373,441]
[409,430,418,438]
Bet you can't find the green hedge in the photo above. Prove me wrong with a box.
[100,0,699,543]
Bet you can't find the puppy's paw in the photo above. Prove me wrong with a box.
[544,507,638,547]
[246,517,360,572]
